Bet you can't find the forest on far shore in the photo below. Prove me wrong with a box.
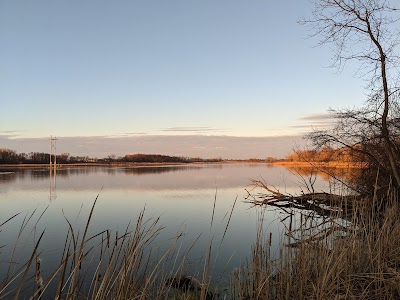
[0,146,365,165]
[0,148,223,164]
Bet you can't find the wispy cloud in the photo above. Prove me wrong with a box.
[0,134,305,159]
[290,121,332,129]
[160,127,227,134]
[0,130,20,134]
[124,132,147,135]
[298,113,335,121]
[294,113,336,131]
[104,132,148,138]
[0,130,26,138]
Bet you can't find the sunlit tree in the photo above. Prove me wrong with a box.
[302,0,400,189]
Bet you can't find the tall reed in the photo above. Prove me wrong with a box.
[232,185,400,299]
[0,192,238,299]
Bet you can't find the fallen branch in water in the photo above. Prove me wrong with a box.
[245,179,362,219]
[244,179,365,246]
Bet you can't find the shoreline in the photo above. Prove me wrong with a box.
[273,161,367,168]
[0,160,365,169]
[0,162,197,168]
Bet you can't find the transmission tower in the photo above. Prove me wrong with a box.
[49,135,58,168]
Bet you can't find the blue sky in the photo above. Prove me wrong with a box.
[0,1,366,158]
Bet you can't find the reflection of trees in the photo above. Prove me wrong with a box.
[0,172,17,184]
[246,179,360,248]
[121,165,203,175]
[0,164,226,182]
[31,170,55,180]
[29,169,69,181]
[284,165,362,187]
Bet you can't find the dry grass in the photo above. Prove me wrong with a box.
[232,185,400,299]
[1,185,400,299]
[0,190,235,300]
[273,161,367,169]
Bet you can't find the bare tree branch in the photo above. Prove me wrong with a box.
[302,0,400,190]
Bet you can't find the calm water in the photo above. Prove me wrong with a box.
[0,163,329,295]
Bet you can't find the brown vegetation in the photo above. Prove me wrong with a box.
[301,0,400,191]
[284,147,358,164]
[236,177,400,299]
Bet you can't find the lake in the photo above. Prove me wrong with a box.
[0,163,331,297]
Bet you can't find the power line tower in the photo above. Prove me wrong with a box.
[49,135,58,168]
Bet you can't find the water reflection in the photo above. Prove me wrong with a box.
[3,163,361,183]
[283,165,362,190]
[0,163,336,298]
[0,164,224,181]
[0,171,17,183]
[0,164,361,197]
[49,167,57,201]
[122,164,222,175]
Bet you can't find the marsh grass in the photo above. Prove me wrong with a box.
[232,184,400,299]
[0,189,238,300]
[1,184,400,299]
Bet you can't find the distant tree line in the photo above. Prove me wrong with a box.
[0,148,90,164]
[120,154,222,163]
[0,148,223,164]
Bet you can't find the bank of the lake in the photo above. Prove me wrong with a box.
[0,160,273,169]
[273,160,367,168]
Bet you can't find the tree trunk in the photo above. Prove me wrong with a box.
[366,16,400,188]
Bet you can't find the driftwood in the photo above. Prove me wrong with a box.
[245,179,367,246]
[245,179,364,220]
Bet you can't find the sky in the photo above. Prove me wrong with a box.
[0,1,367,159]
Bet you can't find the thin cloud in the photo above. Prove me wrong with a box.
[0,130,19,134]
[294,112,336,132]
[161,127,223,133]
[0,129,25,135]
[290,121,333,129]
[0,134,305,159]
[0,130,28,139]
[104,132,148,138]
[298,113,335,121]
[124,132,147,135]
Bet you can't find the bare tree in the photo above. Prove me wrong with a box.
[302,0,400,188]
